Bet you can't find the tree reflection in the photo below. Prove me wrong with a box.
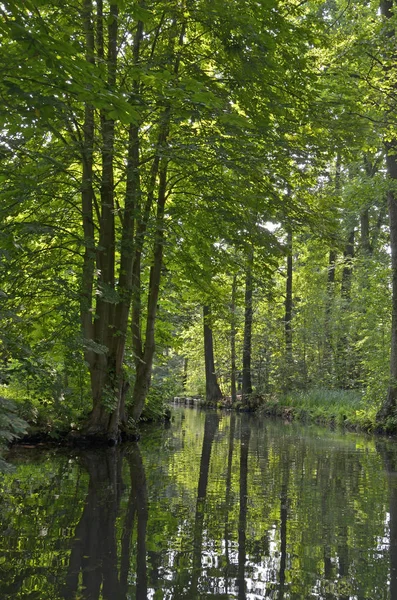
[63,448,123,600]
[237,414,251,600]
[376,441,397,600]
[122,446,148,600]
[63,444,148,600]
[191,411,220,595]
[278,451,289,600]
[224,412,236,594]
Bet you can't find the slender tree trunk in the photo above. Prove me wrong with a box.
[231,274,237,403]
[377,0,397,422]
[82,3,121,440]
[360,209,371,255]
[80,0,96,372]
[324,249,337,379]
[378,147,397,420]
[284,229,293,383]
[131,155,169,421]
[182,357,188,392]
[341,229,355,300]
[203,305,223,402]
[242,252,253,400]
[130,21,186,422]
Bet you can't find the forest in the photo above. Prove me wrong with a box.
[2,0,397,444]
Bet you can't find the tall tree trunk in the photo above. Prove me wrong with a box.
[82,3,121,440]
[242,252,253,400]
[182,357,188,392]
[324,249,337,379]
[341,229,355,299]
[378,146,397,420]
[360,209,371,255]
[284,229,293,385]
[130,20,186,422]
[203,305,223,402]
[377,0,397,422]
[80,0,96,373]
[131,154,169,421]
[231,274,237,403]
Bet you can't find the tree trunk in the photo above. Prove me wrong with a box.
[324,249,337,379]
[131,154,169,422]
[360,209,371,255]
[377,0,397,422]
[231,274,237,403]
[378,147,397,420]
[130,20,186,422]
[242,252,253,400]
[80,0,96,372]
[284,229,293,379]
[203,305,223,402]
[81,10,145,439]
[341,229,355,300]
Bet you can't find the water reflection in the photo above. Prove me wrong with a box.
[62,445,148,600]
[2,409,397,599]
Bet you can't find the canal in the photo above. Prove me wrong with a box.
[1,406,397,599]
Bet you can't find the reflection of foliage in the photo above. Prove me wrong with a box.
[0,397,27,471]
[0,410,395,599]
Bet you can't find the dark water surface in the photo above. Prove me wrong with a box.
[1,408,397,599]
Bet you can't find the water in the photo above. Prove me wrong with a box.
[1,407,397,599]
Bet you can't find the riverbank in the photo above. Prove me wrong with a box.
[193,388,384,434]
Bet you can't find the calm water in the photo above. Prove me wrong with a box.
[1,407,397,599]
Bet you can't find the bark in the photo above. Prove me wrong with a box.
[242,253,253,399]
[82,11,145,438]
[131,154,168,422]
[325,249,337,364]
[378,147,397,420]
[284,229,293,367]
[341,229,355,300]
[231,274,237,403]
[82,4,121,440]
[182,357,188,391]
[130,22,186,422]
[203,305,223,402]
[377,0,397,422]
[360,209,371,255]
[80,0,96,371]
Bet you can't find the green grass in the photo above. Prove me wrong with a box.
[260,388,378,432]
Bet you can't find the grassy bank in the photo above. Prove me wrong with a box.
[201,388,380,433]
[258,389,378,432]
